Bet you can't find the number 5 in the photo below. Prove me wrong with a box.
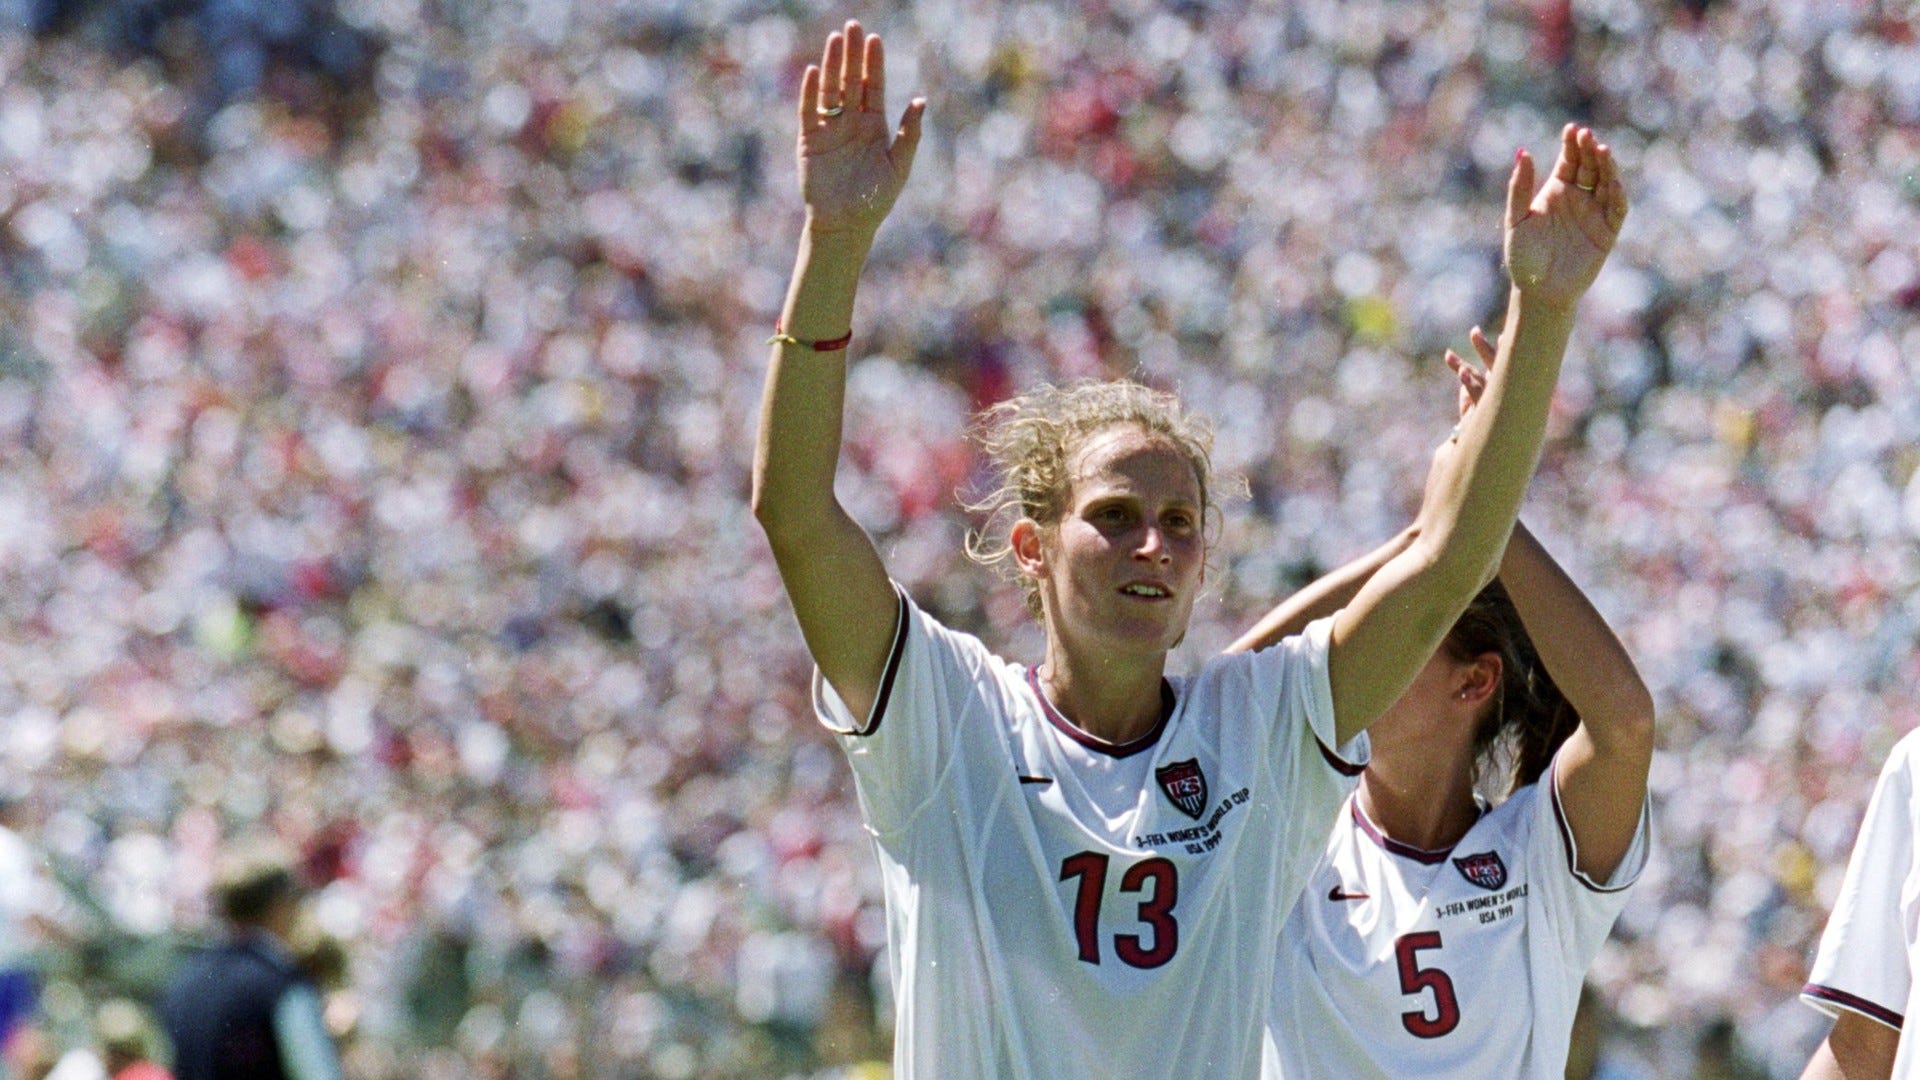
[1394,932,1460,1038]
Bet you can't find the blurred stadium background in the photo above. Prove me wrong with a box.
[0,0,1912,1076]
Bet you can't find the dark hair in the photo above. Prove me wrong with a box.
[214,846,300,925]
[1441,580,1580,794]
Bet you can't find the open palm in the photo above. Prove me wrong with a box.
[1505,125,1628,308]
[797,22,925,237]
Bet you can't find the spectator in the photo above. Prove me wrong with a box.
[0,791,58,1069]
[157,847,340,1080]
[95,999,172,1080]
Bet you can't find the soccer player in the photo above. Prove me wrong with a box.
[753,19,1624,1077]
[1235,328,1655,1079]
[1797,731,1920,1080]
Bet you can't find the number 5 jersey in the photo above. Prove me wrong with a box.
[813,588,1368,1080]
[1264,765,1651,1079]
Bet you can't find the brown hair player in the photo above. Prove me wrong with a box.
[1235,315,1653,1079]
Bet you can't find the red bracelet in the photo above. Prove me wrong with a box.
[768,321,852,352]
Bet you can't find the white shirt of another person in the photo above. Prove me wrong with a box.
[1802,730,1920,1074]
[1265,759,1649,1079]
[815,589,1368,1080]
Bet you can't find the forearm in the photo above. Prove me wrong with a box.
[751,225,875,535]
[1412,289,1573,589]
[1324,294,1573,741]
[779,218,874,343]
[1227,526,1417,654]
[1497,520,1653,746]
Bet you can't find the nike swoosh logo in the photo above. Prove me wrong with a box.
[1328,886,1370,902]
[1018,775,1054,786]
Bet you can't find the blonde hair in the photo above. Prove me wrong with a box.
[964,381,1216,617]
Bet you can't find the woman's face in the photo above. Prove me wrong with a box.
[1021,425,1206,659]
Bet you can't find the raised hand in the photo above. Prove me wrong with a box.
[798,21,926,238]
[1504,125,1627,309]
[1443,325,1497,418]
[1419,326,1499,517]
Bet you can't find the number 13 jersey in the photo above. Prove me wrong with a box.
[1264,767,1649,1079]
[815,589,1367,1080]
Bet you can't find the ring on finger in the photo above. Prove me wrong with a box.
[817,105,845,117]
[1575,182,1596,191]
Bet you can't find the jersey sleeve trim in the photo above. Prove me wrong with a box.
[1548,760,1648,894]
[1316,739,1366,778]
[818,587,910,738]
[1300,615,1366,776]
[1801,983,1905,1031]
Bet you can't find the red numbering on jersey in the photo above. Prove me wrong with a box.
[1059,852,1179,969]
[1394,932,1460,1038]
[1060,853,1106,963]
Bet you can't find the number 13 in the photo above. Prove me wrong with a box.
[1059,852,1179,968]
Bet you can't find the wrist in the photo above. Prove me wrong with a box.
[803,215,880,251]
[1506,285,1581,324]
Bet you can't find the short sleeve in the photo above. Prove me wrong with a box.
[812,587,911,739]
[812,587,1007,834]
[1802,741,1919,1032]
[1230,615,1367,911]
[1524,764,1650,971]
[1250,615,1368,780]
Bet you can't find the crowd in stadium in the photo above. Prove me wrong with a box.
[0,0,1914,1075]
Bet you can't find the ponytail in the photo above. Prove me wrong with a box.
[1443,581,1580,796]
[1507,672,1579,791]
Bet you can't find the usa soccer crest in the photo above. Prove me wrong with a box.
[1155,759,1208,820]
[1452,851,1507,891]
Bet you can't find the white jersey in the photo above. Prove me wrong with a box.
[1265,764,1649,1079]
[1802,730,1920,1072]
[815,588,1367,1080]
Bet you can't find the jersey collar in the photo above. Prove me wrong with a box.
[1025,667,1176,759]
[1350,796,1486,865]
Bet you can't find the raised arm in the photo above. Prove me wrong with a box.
[751,21,927,720]
[1325,125,1627,745]
[1225,528,1416,655]
[1501,520,1653,879]
[1446,329,1656,876]
[1227,329,1488,656]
